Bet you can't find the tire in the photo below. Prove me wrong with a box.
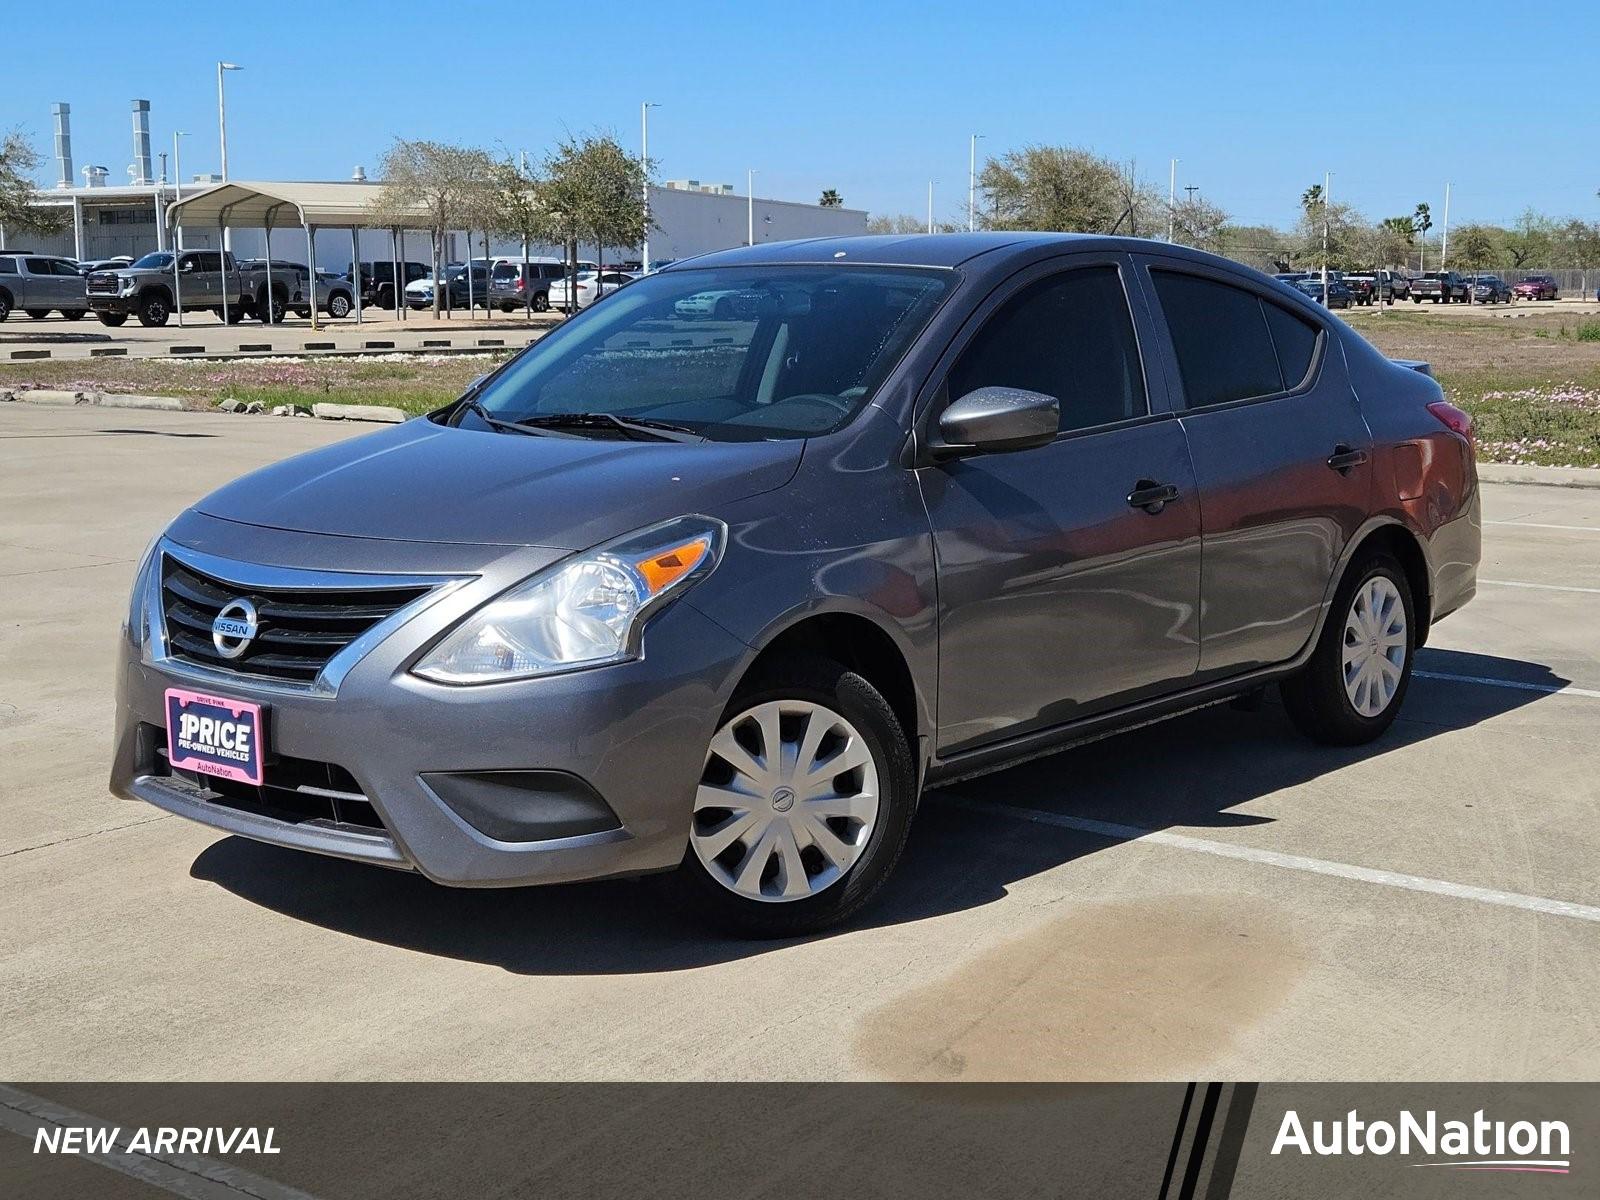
[62,309,86,321]
[1412,296,1421,303]
[669,656,918,937]
[25,309,49,320]
[1281,553,1415,746]
[224,304,245,325]
[0,290,11,321]
[327,292,351,319]
[532,291,549,312]
[97,311,127,327]
[136,293,170,327]
[257,290,285,324]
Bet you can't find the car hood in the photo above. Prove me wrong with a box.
[193,417,804,549]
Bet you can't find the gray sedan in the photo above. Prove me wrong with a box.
[112,233,1480,936]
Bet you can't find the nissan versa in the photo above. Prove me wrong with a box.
[112,233,1480,936]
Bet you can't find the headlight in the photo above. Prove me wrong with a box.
[412,516,726,684]
[125,530,165,646]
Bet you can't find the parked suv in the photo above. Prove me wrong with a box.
[112,234,1480,936]
[355,261,430,309]
[0,252,89,321]
[1410,271,1469,303]
[489,259,567,312]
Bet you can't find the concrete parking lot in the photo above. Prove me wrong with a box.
[1,403,1598,1082]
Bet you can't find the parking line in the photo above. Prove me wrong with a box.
[1479,578,1600,595]
[1414,669,1600,700]
[0,1084,321,1200]
[940,798,1600,925]
[1486,520,1600,534]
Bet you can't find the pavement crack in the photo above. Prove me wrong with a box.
[1,814,172,860]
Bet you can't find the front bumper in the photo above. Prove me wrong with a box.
[110,520,753,887]
[88,295,137,314]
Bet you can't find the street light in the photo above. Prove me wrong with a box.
[747,169,756,245]
[968,133,984,232]
[641,102,660,272]
[217,62,242,181]
[927,181,936,234]
[172,131,188,248]
[1321,170,1333,305]
[1167,158,1178,242]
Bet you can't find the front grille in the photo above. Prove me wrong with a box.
[87,273,120,294]
[147,726,385,831]
[160,555,429,684]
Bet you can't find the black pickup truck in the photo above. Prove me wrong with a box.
[1409,271,1469,303]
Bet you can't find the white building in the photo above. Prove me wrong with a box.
[9,97,866,268]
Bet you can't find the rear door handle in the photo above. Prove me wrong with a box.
[1327,445,1369,474]
[1127,479,1180,514]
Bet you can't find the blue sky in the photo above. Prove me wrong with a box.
[10,0,1596,229]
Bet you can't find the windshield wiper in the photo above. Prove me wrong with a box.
[513,412,706,443]
[453,398,555,438]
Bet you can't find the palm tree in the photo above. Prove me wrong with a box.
[818,189,842,208]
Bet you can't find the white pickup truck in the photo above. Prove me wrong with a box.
[86,250,306,327]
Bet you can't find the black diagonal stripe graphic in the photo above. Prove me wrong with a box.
[1204,1083,1259,1200]
[1158,1082,1198,1200]
[1177,1082,1224,1200]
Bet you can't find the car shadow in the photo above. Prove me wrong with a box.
[189,646,1566,974]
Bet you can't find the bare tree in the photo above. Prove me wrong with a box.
[369,139,487,317]
[0,130,67,239]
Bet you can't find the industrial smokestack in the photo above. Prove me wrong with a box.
[130,99,153,186]
[52,102,73,189]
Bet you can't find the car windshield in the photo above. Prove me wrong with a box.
[130,252,173,270]
[467,265,952,442]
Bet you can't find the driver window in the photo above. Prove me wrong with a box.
[947,265,1147,434]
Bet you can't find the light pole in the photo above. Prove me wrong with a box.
[747,169,756,245]
[927,181,935,233]
[968,133,984,232]
[216,62,242,181]
[1167,158,1178,242]
[171,131,188,249]
[1321,171,1332,305]
[1440,181,1451,269]
[640,102,660,272]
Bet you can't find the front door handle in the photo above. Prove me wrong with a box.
[1127,479,1180,514]
[1327,444,1370,474]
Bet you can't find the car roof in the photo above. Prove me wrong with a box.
[674,231,1163,271]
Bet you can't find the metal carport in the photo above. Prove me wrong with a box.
[165,181,428,330]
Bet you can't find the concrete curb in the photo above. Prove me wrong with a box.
[1478,463,1600,489]
[1,388,184,411]
[310,402,407,424]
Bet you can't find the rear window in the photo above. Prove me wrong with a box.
[1154,271,1322,406]
[492,264,518,281]
[1152,272,1283,408]
[0,257,15,274]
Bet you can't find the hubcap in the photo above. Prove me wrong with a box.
[692,699,880,903]
[1341,576,1407,717]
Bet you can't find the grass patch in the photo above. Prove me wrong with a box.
[1439,369,1600,467]
[1574,321,1600,342]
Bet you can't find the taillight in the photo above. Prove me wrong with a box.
[1426,400,1473,442]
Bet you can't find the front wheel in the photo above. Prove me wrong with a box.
[532,291,549,312]
[97,311,127,327]
[137,294,170,327]
[1281,555,1415,745]
[670,657,917,937]
[61,309,86,321]
[327,292,352,319]
[25,309,50,320]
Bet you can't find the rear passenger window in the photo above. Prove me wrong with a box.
[1261,300,1320,389]
[24,258,52,274]
[1151,271,1283,407]
[0,258,14,275]
[948,265,1146,434]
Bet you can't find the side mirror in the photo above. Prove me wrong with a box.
[180,260,195,273]
[935,386,1059,457]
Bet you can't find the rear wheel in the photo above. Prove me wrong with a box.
[62,309,86,321]
[1282,554,1415,745]
[671,656,917,937]
[532,291,549,312]
[97,311,127,327]
[25,309,49,320]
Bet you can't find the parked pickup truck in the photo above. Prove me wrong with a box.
[86,250,303,327]
[1409,271,1469,303]
[1342,270,1408,305]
